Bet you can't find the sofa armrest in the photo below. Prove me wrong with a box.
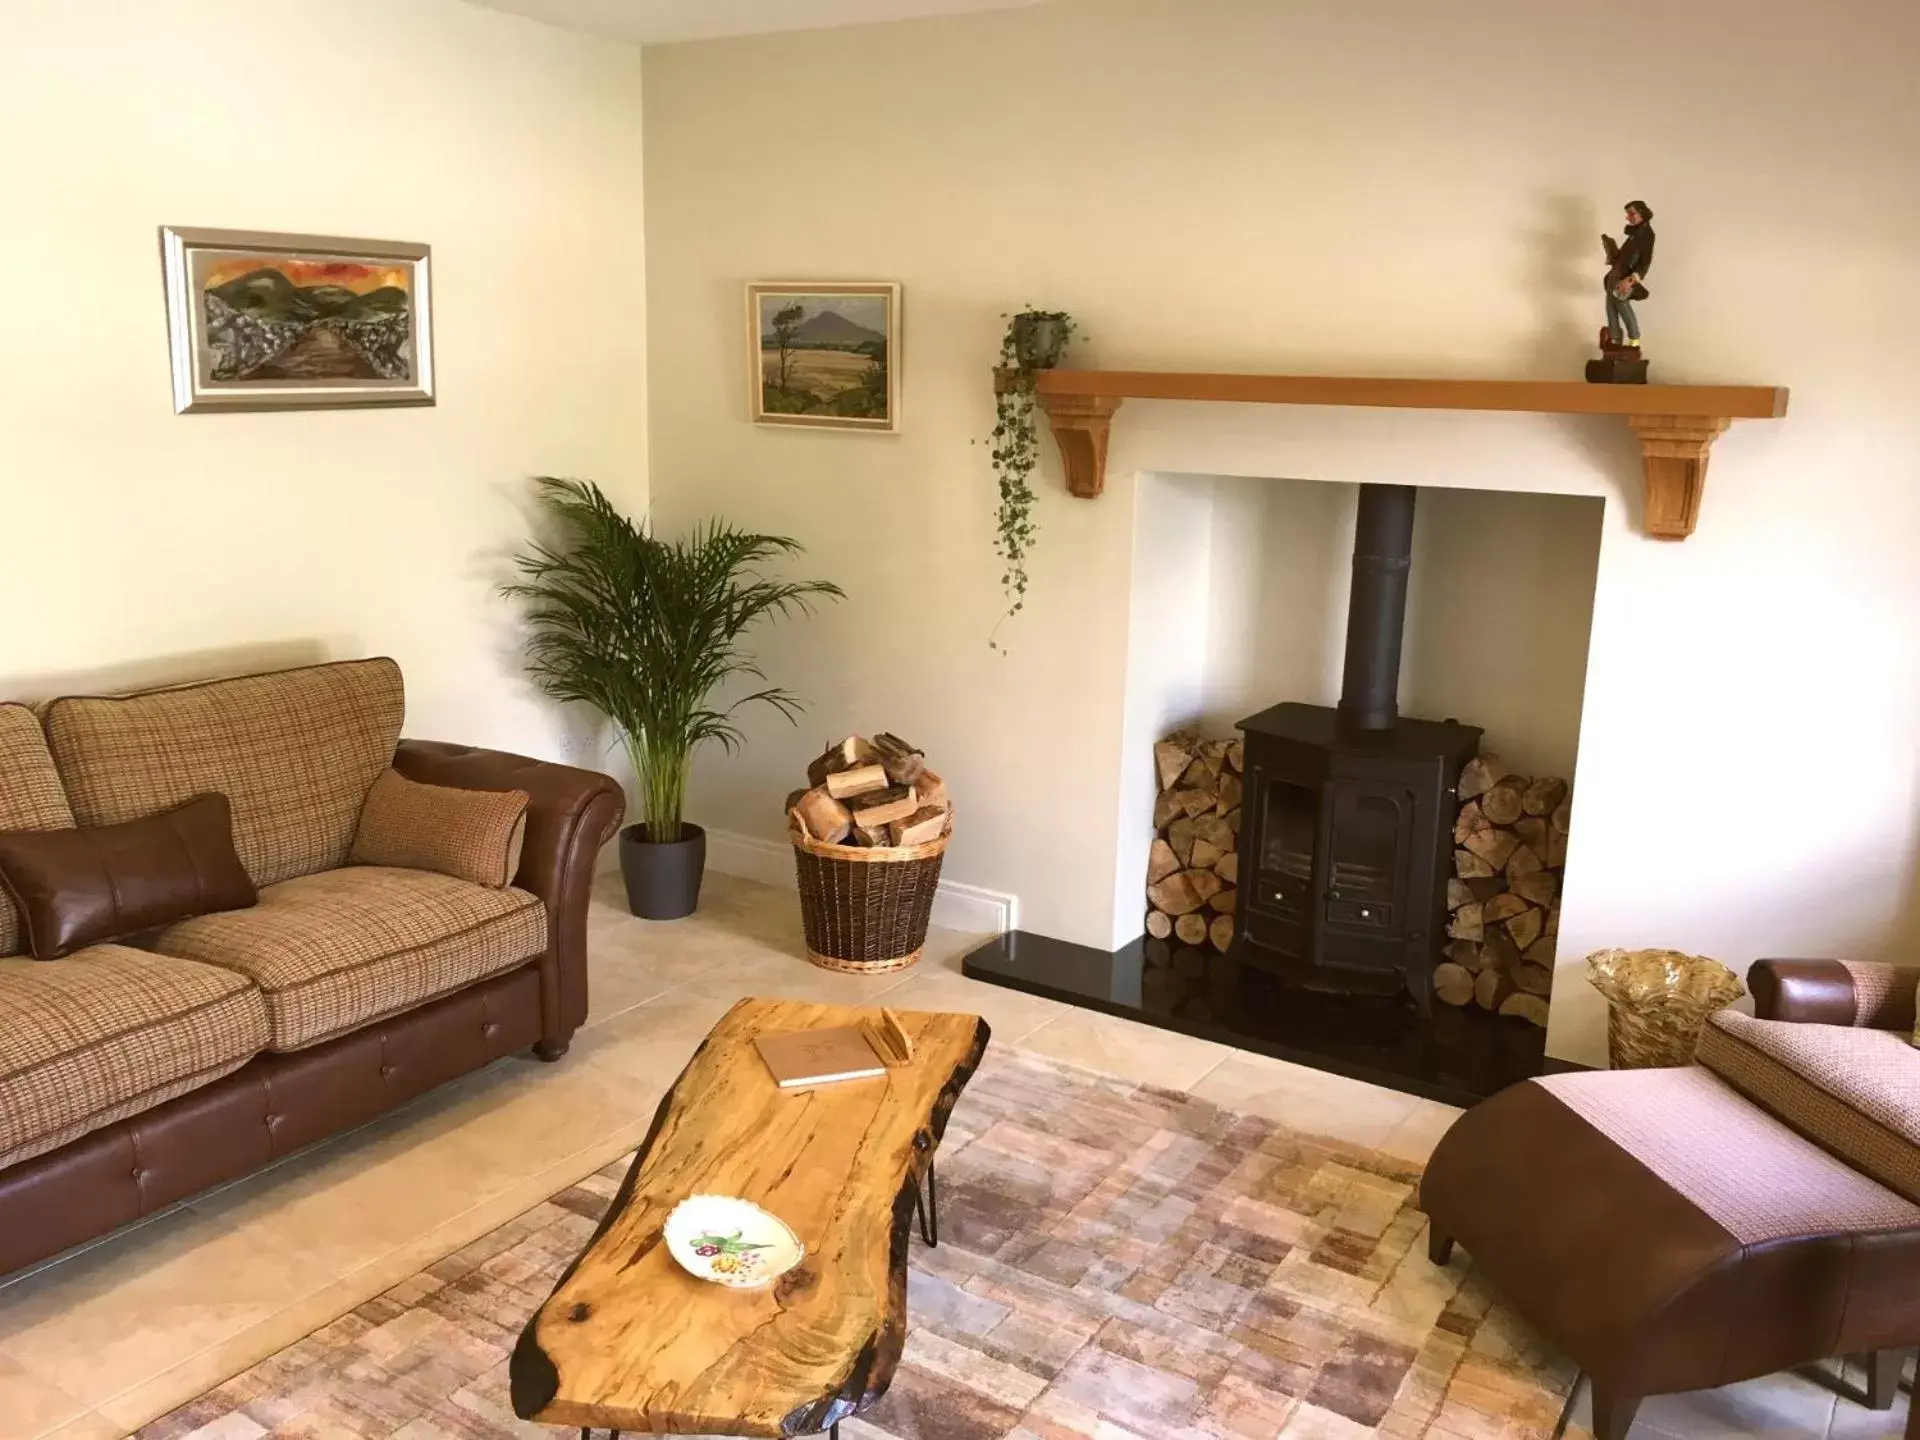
[1748,958,1920,1031]
[393,739,625,1050]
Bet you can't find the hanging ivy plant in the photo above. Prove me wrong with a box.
[988,308,1076,649]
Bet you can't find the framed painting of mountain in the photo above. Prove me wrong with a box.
[746,281,900,432]
[160,226,434,413]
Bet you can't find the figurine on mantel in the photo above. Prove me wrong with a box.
[1586,200,1656,384]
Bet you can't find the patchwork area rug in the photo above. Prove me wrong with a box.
[137,1050,1578,1439]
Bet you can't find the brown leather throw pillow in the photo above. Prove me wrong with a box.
[0,793,257,960]
[349,768,530,889]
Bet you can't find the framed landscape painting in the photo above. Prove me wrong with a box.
[160,226,434,413]
[746,281,900,432]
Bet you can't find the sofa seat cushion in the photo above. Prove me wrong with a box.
[1697,1008,1920,1202]
[0,945,268,1170]
[0,704,77,958]
[150,866,547,1051]
[44,658,405,890]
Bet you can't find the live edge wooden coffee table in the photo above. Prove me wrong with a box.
[511,997,990,1438]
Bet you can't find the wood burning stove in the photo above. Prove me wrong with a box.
[1233,484,1480,1012]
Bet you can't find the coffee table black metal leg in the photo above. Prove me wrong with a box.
[911,1158,939,1247]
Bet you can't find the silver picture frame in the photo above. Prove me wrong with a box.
[160,226,435,413]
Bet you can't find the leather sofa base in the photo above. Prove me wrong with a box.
[0,961,547,1279]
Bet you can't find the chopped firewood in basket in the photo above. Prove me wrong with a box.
[890,806,949,847]
[914,770,948,810]
[786,735,951,851]
[794,787,852,845]
[825,763,890,800]
[806,735,877,788]
[872,732,927,786]
[847,784,918,829]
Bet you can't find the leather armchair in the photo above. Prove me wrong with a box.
[1422,954,1920,1440]
[394,739,626,1057]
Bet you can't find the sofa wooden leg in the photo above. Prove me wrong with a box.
[1590,1384,1640,1440]
[1427,1226,1455,1266]
[1865,1350,1906,1410]
[533,1038,571,1062]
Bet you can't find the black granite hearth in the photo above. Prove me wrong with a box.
[962,930,1547,1108]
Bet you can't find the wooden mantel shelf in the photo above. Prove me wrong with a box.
[999,369,1789,539]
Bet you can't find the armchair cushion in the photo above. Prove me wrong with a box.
[350,768,529,888]
[1696,1009,1920,1203]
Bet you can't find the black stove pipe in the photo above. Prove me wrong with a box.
[1336,484,1416,731]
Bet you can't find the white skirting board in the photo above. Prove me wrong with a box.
[659,828,1017,936]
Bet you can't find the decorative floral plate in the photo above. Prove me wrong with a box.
[663,1195,805,1289]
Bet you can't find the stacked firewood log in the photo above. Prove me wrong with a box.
[785,734,951,848]
[1435,753,1571,1028]
[1142,732,1242,953]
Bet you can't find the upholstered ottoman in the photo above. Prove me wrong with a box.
[1420,1062,1920,1440]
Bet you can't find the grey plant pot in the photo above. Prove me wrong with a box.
[619,822,706,920]
[1010,313,1069,370]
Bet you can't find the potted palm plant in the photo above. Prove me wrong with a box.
[506,477,843,919]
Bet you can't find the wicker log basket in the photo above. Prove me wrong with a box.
[1586,947,1745,1069]
[789,817,950,973]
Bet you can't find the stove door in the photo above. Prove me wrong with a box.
[1317,780,1415,975]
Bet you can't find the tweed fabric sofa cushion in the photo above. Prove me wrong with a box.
[151,865,546,1051]
[350,768,530,888]
[0,945,268,1170]
[43,658,405,890]
[0,703,79,958]
[1697,1009,1920,1203]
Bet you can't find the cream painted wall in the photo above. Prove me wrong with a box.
[1199,475,1353,734]
[642,0,1920,1063]
[0,0,648,770]
[1403,488,1603,782]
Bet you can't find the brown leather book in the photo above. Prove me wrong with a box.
[754,1026,887,1089]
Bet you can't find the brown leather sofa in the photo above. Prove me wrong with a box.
[0,659,624,1278]
[1421,957,1920,1440]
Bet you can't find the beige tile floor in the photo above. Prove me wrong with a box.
[0,872,1900,1439]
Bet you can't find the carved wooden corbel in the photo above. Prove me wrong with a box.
[1628,414,1732,539]
[1037,393,1124,498]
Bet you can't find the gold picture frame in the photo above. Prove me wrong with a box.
[746,281,900,432]
[160,226,435,413]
